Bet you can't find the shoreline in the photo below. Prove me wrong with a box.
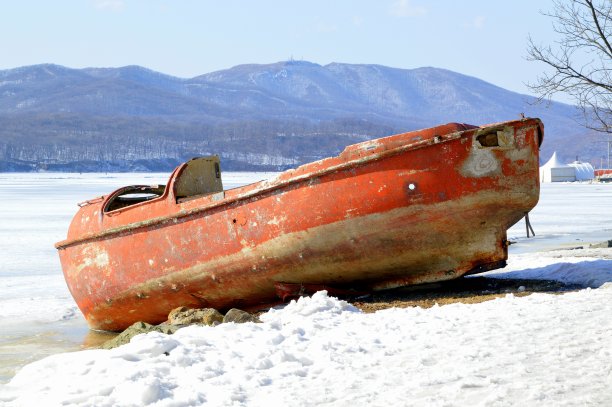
[0,318,116,384]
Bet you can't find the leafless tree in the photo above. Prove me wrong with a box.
[527,0,611,133]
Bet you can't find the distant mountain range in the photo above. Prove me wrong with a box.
[0,61,603,172]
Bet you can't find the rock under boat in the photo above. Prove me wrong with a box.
[56,118,544,331]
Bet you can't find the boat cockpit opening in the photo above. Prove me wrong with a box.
[104,185,166,212]
[102,156,224,212]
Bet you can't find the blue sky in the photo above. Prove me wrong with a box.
[1,0,562,99]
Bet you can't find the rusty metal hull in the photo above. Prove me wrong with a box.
[56,118,543,331]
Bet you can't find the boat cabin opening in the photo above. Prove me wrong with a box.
[104,185,166,212]
[103,156,223,212]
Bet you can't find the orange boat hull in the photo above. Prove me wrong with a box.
[56,118,543,331]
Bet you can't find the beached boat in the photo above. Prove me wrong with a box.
[56,118,544,331]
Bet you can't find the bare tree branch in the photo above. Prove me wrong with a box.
[527,0,611,134]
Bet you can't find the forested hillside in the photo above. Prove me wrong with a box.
[0,61,598,171]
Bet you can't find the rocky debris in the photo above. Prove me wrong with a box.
[100,274,583,350]
[167,307,224,326]
[102,307,259,349]
[223,308,260,324]
[101,321,182,350]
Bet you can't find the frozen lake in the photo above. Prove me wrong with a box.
[0,174,611,387]
[507,182,612,252]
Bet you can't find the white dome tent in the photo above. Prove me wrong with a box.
[539,152,576,182]
[568,160,595,181]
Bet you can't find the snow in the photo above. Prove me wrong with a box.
[3,286,612,406]
[487,249,612,288]
[1,177,612,406]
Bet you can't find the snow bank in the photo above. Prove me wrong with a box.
[2,286,612,407]
[486,249,612,288]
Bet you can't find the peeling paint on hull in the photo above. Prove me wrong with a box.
[56,118,543,331]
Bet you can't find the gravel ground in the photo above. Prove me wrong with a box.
[350,276,580,312]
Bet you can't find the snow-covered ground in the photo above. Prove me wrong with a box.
[0,176,611,406]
